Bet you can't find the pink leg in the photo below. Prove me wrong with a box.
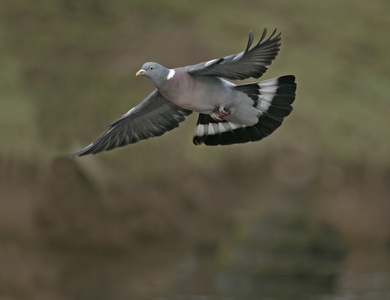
[219,106,229,117]
[210,106,230,122]
[210,112,224,122]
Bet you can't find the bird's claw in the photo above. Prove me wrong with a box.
[219,106,229,116]
[210,106,230,122]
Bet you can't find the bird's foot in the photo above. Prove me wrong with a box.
[210,106,230,122]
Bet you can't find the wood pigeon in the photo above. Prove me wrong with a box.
[70,28,297,156]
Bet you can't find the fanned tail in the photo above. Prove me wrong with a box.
[193,75,296,146]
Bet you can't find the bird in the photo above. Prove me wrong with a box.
[69,28,296,156]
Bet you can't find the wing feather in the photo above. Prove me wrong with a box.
[69,90,192,156]
[187,28,281,80]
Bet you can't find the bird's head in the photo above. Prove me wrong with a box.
[136,62,171,88]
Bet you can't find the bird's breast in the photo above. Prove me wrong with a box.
[158,73,232,113]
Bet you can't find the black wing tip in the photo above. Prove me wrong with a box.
[67,145,95,157]
[68,152,86,158]
[246,27,282,52]
[68,152,80,157]
[245,30,254,52]
[259,27,268,42]
[257,27,280,42]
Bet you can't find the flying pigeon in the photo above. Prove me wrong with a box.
[70,28,296,156]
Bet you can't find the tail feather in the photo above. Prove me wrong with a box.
[193,75,296,146]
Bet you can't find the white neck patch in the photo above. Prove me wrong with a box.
[167,69,175,80]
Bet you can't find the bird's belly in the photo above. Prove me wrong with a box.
[159,76,233,113]
[169,92,215,113]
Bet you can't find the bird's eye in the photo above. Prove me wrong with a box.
[150,66,154,70]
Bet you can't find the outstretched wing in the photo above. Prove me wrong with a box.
[187,28,281,80]
[69,90,192,156]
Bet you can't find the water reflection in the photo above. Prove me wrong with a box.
[2,158,390,299]
[3,201,390,299]
[216,214,347,299]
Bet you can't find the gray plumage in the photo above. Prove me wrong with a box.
[70,28,296,156]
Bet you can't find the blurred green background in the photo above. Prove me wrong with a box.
[1,0,390,299]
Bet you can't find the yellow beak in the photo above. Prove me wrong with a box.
[136,69,145,76]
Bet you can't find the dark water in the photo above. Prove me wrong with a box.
[214,215,390,300]
[4,211,389,300]
[216,214,347,300]
[2,160,390,300]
